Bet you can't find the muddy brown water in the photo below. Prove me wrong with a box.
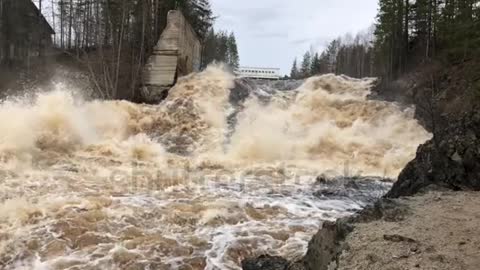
[0,66,430,269]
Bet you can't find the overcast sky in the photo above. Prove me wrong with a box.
[210,0,379,75]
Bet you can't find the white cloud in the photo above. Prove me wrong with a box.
[211,0,378,75]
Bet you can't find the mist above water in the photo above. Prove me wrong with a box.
[0,66,430,269]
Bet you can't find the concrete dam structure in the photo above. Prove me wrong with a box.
[142,10,202,102]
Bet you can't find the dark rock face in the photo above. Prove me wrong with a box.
[301,199,408,270]
[351,198,410,223]
[387,110,480,198]
[141,85,170,104]
[242,255,290,270]
[230,78,254,106]
[301,220,352,270]
[313,177,391,206]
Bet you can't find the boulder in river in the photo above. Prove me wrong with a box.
[241,255,290,270]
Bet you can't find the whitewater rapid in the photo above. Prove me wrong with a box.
[0,66,430,269]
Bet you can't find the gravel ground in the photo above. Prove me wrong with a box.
[337,191,480,270]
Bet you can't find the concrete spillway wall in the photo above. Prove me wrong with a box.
[142,10,202,102]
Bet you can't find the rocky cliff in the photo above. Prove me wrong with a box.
[387,110,480,198]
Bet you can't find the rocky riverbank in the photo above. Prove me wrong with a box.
[241,64,480,270]
[243,191,480,270]
[387,110,480,198]
[335,191,480,270]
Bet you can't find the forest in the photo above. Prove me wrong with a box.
[291,0,480,83]
[28,0,239,99]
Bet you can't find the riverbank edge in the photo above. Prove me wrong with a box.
[241,61,480,270]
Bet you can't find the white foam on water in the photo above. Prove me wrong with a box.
[0,65,430,269]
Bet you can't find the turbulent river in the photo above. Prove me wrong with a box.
[0,66,431,270]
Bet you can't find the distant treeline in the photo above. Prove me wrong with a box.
[202,29,240,70]
[290,29,375,79]
[291,0,480,81]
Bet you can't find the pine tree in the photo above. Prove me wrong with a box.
[227,32,240,69]
[290,58,299,79]
[310,52,321,75]
[215,31,229,63]
[202,28,217,68]
[374,0,413,80]
[201,29,241,69]
[375,0,403,80]
[319,52,330,74]
[300,51,312,78]
[412,0,432,58]
[179,0,214,39]
[324,39,340,73]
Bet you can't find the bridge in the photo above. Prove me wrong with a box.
[236,67,281,80]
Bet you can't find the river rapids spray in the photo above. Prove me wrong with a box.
[0,66,430,269]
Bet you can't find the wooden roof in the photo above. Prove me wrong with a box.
[26,0,55,34]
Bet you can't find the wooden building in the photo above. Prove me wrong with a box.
[0,0,55,66]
